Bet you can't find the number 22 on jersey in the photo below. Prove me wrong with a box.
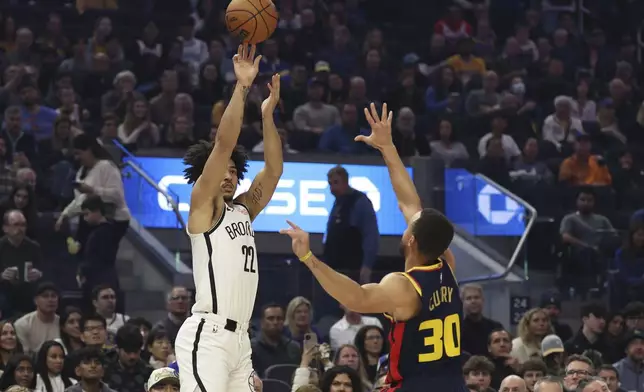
[418,313,461,362]
[241,245,257,273]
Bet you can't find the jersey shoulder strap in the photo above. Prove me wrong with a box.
[401,260,444,296]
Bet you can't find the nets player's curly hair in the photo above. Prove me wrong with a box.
[182,140,249,185]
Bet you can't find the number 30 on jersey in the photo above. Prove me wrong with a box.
[418,314,461,362]
[241,245,256,273]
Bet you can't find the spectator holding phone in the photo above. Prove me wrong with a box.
[291,341,324,392]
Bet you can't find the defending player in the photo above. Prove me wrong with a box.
[174,44,283,392]
[280,103,465,392]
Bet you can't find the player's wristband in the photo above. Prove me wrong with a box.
[299,251,313,262]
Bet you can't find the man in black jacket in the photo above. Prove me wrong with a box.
[461,284,504,356]
[541,292,573,342]
[564,302,608,355]
[487,328,519,390]
[78,196,119,311]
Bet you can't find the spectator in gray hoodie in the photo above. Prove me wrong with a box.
[612,329,644,392]
[64,347,116,392]
[597,364,628,392]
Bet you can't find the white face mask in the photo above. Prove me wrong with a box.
[511,82,526,95]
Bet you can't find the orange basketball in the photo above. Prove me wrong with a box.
[225,0,279,44]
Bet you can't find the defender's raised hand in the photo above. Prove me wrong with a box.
[233,44,262,87]
[354,102,394,151]
[261,73,281,117]
[279,220,310,260]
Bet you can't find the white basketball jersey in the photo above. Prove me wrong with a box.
[189,202,258,323]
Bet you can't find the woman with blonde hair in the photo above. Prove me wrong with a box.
[511,308,553,363]
[333,344,373,391]
[117,97,160,147]
[284,296,322,345]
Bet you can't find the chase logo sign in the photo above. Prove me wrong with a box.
[123,157,411,235]
[444,169,525,236]
[477,184,521,225]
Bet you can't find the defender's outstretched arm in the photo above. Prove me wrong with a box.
[355,103,422,223]
[356,103,455,269]
[280,221,417,314]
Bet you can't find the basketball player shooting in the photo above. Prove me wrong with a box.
[281,103,466,392]
[174,44,283,392]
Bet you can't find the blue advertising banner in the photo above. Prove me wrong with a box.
[123,157,412,235]
[444,169,525,236]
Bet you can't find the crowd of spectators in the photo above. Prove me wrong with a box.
[0,0,640,391]
[3,281,644,392]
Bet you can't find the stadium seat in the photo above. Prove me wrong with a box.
[264,364,297,384]
[314,315,339,342]
[261,378,291,392]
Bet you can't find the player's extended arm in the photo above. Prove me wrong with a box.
[380,144,422,223]
[355,103,422,223]
[237,74,283,220]
[189,45,260,231]
[303,254,416,314]
[280,220,417,314]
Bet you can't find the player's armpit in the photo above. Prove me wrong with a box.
[187,193,225,234]
[236,167,281,220]
[347,273,418,315]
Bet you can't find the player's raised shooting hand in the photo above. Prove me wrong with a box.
[233,44,261,87]
[261,73,281,117]
[279,220,311,260]
[355,102,394,151]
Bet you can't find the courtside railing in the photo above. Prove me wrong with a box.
[112,141,187,272]
[459,173,537,284]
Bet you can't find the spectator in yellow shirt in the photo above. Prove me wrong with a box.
[559,134,612,186]
[445,38,486,85]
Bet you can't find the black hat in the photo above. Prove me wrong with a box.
[540,292,561,309]
[34,282,58,297]
[308,77,326,87]
[576,133,592,143]
[623,302,644,319]
[624,329,644,346]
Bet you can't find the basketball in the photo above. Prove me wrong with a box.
[225,0,279,44]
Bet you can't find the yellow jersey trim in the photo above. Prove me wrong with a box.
[400,272,423,296]
[407,261,443,273]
